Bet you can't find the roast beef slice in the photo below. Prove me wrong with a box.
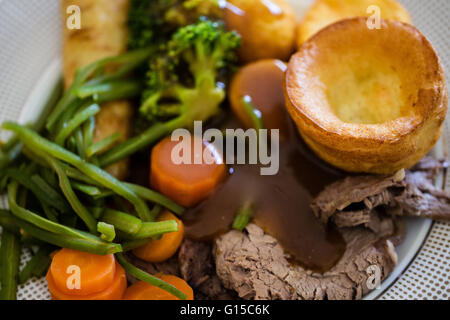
[214,223,397,300]
[178,239,235,300]
[311,157,450,227]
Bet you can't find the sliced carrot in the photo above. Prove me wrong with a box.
[150,135,227,207]
[123,274,194,300]
[133,211,184,263]
[47,262,127,300]
[50,248,116,296]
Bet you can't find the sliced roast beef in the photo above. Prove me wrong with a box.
[178,239,235,300]
[393,170,450,220]
[214,222,397,300]
[311,157,450,226]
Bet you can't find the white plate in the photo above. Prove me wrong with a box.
[0,0,448,300]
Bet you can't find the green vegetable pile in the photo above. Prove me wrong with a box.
[0,0,240,300]
[100,0,240,167]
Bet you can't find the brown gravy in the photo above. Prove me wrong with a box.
[183,59,346,272]
[183,120,346,272]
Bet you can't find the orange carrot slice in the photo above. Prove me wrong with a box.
[133,211,184,263]
[123,274,194,300]
[47,262,126,300]
[150,135,227,207]
[49,248,116,296]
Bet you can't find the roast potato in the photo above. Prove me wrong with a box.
[224,0,297,63]
[62,0,133,180]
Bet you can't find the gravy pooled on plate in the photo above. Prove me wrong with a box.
[184,59,346,272]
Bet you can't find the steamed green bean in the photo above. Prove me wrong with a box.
[97,222,116,242]
[0,230,21,300]
[101,209,142,235]
[8,181,99,242]
[45,156,97,233]
[55,103,100,146]
[3,123,153,222]
[86,132,122,158]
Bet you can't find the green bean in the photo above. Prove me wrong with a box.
[7,181,99,242]
[16,217,121,255]
[5,169,70,214]
[82,116,95,150]
[40,202,59,223]
[22,135,183,217]
[3,122,153,222]
[121,239,150,252]
[45,156,97,234]
[55,103,100,146]
[0,136,19,153]
[92,190,115,200]
[232,201,254,231]
[40,167,58,189]
[52,98,84,137]
[0,209,20,235]
[19,246,52,284]
[71,181,102,197]
[116,253,186,300]
[86,132,122,158]
[64,165,98,185]
[133,220,178,239]
[0,230,21,300]
[30,174,71,213]
[17,187,28,207]
[0,142,23,171]
[22,147,48,168]
[97,222,116,242]
[0,209,121,255]
[74,128,86,159]
[63,165,183,216]
[76,80,142,103]
[150,205,162,219]
[241,96,265,130]
[89,207,105,220]
[125,183,185,217]
[30,250,53,280]
[0,174,9,191]
[99,117,184,167]
[46,47,154,132]
[101,209,142,235]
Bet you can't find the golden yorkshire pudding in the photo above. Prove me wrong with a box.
[296,0,412,46]
[285,18,448,174]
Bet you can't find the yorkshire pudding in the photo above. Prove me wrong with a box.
[285,18,448,174]
[296,0,412,46]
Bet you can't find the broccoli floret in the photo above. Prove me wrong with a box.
[127,0,223,50]
[99,13,239,168]
[165,0,223,26]
[128,0,177,50]
[140,19,240,125]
